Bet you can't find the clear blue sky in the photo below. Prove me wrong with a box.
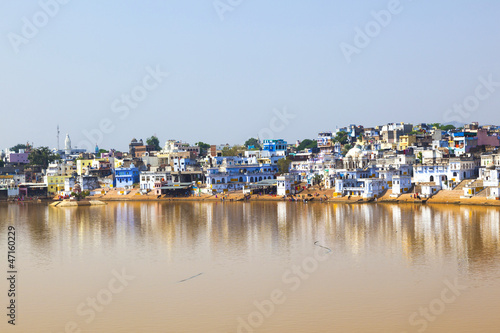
[1,0,499,151]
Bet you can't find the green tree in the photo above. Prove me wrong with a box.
[342,144,353,156]
[297,139,317,151]
[312,174,323,186]
[10,143,28,153]
[277,157,292,174]
[244,138,261,149]
[222,145,245,156]
[333,131,349,144]
[440,124,455,131]
[195,142,211,155]
[417,152,423,164]
[0,160,4,167]
[146,136,161,151]
[28,147,60,168]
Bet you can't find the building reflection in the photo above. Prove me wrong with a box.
[2,201,495,276]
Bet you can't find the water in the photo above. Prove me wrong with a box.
[1,201,500,332]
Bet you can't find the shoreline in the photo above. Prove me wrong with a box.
[85,187,500,207]
[4,188,500,207]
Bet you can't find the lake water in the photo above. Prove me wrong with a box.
[1,201,500,332]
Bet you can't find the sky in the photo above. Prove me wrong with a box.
[1,0,500,152]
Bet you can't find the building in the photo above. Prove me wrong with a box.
[334,178,387,199]
[413,157,476,189]
[391,176,412,196]
[64,134,71,155]
[8,149,30,164]
[451,132,477,156]
[45,175,71,195]
[114,164,140,187]
[140,171,172,191]
[129,138,144,158]
[64,176,100,193]
[277,174,299,196]
[205,158,278,193]
[46,161,75,177]
[317,133,333,154]
[398,134,417,151]
[18,183,48,198]
[0,174,25,187]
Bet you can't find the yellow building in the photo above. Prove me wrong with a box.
[76,159,105,175]
[398,135,416,150]
[46,175,71,195]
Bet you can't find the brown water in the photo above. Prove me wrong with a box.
[1,201,500,333]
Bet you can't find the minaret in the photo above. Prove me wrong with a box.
[57,125,60,151]
[65,134,71,155]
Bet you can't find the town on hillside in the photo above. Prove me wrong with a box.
[1,121,500,203]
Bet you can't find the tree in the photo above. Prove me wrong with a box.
[429,123,455,131]
[195,142,211,155]
[0,160,4,168]
[297,139,317,151]
[10,143,28,153]
[277,157,292,174]
[333,131,349,145]
[244,138,261,149]
[312,174,323,186]
[28,147,60,168]
[417,152,423,164]
[441,124,455,131]
[146,136,161,151]
[222,145,245,156]
[342,144,353,156]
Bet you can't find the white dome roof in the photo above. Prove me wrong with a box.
[346,146,363,158]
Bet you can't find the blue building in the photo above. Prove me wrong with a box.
[205,159,278,193]
[114,163,139,187]
[262,139,287,153]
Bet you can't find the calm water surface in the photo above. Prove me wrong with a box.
[1,201,500,332]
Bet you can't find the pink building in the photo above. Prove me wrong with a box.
[477,129,500,147]
[9,152,29,164]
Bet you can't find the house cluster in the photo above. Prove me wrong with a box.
[288,122,500,199]
[1,122,500,200]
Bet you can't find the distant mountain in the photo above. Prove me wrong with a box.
[443,121,465,128]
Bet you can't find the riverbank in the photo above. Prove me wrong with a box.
[84,186,500,207]
[50,199,107,207]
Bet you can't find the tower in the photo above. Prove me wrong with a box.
[57,125,60,151]
[65,134,71,156]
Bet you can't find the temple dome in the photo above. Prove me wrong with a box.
[346,145,363,159]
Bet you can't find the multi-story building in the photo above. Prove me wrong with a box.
[205,158,278,193]
[45,175,71,195]
[413,157,477,188]
[8,149,30,164]
[114,164,140,187]
[317,132,333,154]
[140,171,172,191]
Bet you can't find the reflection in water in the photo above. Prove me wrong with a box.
[3,202,499,276]
[0,202,499,332]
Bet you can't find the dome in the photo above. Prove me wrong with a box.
[346,145,363,159]
[131,138,137,143]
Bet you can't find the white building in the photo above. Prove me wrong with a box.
[413,158,476,189]
[140,171,172,191]
[335,178,387,199]
[64,134,71,156]
[391,176,412,196]
[277,174,299,196]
